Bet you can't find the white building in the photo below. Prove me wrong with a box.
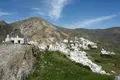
[63,39,68,43]
[4,35,25,44]
[101,49,115,55]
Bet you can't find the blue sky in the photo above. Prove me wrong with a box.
[0,0,120,29]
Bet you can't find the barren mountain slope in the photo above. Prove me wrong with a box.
[10,17,69,43]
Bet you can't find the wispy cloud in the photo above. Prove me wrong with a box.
[31,0,71,20]
[0,11,11,16]
[49,0,70,20]
[31,7,47,17]
[67,14,118,28]
[0,9,11,16]
[32,8,40,11]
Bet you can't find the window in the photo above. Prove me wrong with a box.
[18,40,20,44]
[11,40,14,43]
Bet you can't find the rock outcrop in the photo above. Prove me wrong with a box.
[0,44,39,80]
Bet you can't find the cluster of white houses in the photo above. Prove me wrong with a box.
[101,49,115,55]
[63,37,98,50]
[38,37,108,74]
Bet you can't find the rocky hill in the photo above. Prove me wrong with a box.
[10,17,68,43]
[0,20,7,26]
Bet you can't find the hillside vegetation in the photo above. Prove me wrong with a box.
[26,51,114,80]
[86,48,120,75]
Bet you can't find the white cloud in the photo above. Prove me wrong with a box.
[49,0,70,20]
[32,0,70,20]
[67,14,117,28]
[0,11,11,16]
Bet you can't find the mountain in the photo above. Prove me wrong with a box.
[0,17,120,52]
[0,20,7,26]
[10,17,68,43]
[0,17,120,80]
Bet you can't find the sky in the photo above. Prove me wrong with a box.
[0,0,120,29]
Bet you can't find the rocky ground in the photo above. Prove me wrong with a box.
[0,44,39,80]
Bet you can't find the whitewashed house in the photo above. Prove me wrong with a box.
[63,39,68,43]
[4,35,25,44]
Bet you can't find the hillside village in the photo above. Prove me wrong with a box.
[38,37,116,75]
[0,17,119,80]
[2,34,116,75]
[0,0,120,79]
